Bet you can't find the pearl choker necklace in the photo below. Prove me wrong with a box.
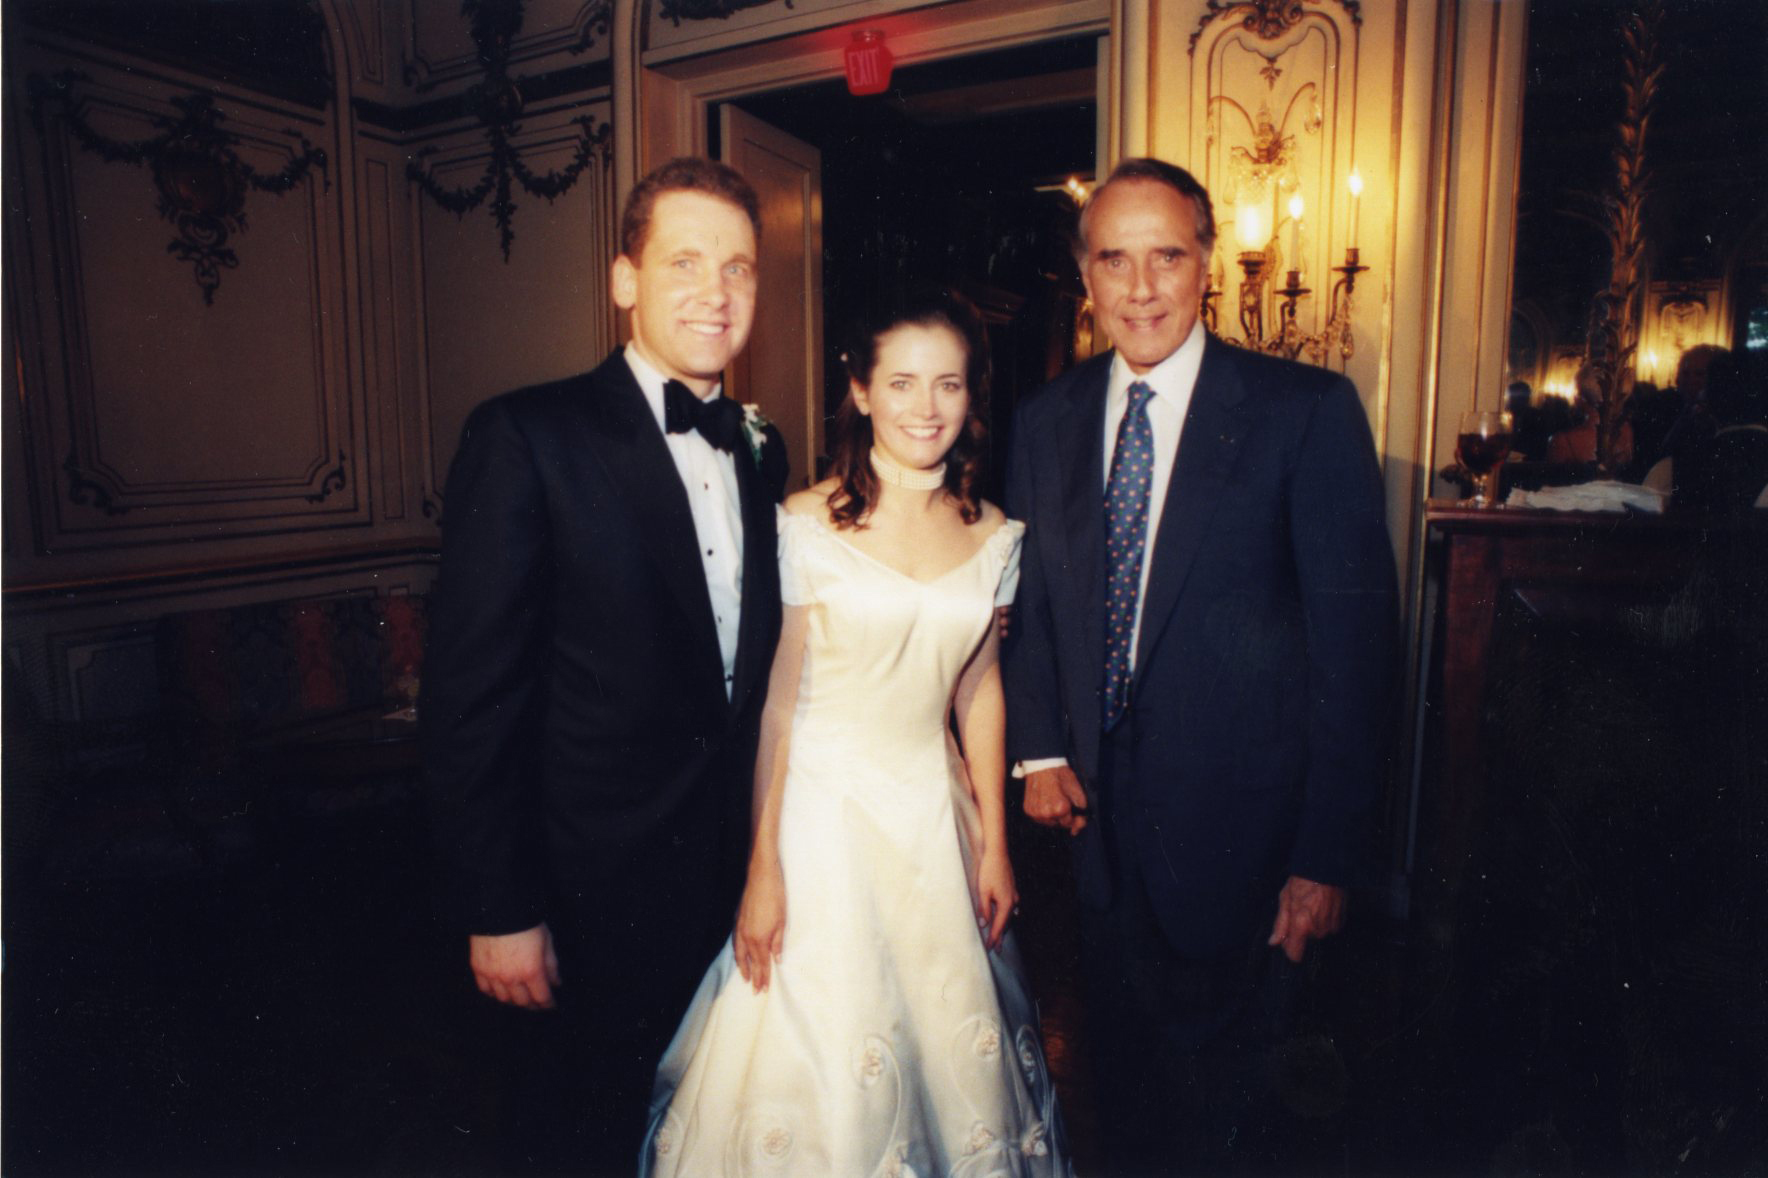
[869,448,946,491]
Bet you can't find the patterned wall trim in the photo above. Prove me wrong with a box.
[659,0,792,25]
[406,1,613,260]
[27,73,328,304]
[404,0,611,92]
[352,61,611,133]
[1189,0,1361,55]
[304,451,350,504]
[62,448,126,517]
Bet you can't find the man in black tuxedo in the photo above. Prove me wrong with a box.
[1004,158,1397,1173]
[423,157,784,1175]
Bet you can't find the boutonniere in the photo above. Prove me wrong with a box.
[740,404,772,469]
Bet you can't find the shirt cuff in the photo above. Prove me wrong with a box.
[1012,757,1070,778]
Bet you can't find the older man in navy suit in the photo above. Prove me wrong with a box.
[1005,158,1397,1173]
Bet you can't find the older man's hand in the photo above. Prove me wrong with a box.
[1023,766,1089,835]
[1267,876,1346,963]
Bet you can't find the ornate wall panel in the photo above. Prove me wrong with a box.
[11,62,363,551]
[1190,2,1361,364]
[415,106,616,518]
[362,155,411,522]
[327,0,393,90]
[642,0,892,61]
[4,5,612,734]
[406,0,611,91]
[1638,278,1725,387]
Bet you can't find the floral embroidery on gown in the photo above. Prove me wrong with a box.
[641,508,1071,1177]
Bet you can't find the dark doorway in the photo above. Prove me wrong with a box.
[719,34,1098,496]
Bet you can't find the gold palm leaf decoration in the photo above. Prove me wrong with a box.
[1584,0,1664,472]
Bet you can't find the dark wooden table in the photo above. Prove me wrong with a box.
[1419,502,1768,913]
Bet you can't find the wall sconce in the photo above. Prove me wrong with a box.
[1208,170,1368,368]
[844,30,894,96]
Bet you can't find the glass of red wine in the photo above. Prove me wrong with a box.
[1457,410,1515,508]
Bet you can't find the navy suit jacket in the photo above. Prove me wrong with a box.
[422,350,783,945]
[1004,336,1397,958]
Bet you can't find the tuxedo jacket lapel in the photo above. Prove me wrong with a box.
[1134,337,1249,671]
[576,354,726,693]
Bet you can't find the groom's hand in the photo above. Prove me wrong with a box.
[1023,766,1089,835]
[470,923,561,1010]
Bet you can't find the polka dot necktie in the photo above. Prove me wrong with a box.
[1102,380,1155,732]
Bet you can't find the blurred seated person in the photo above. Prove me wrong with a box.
[1547,365,1633,469]
[1643,350,1768,514]
[1620,379,1676,480]
[1505,380,1554,461]
[1651,344,1728,467]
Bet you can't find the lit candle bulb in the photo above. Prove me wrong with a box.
[1347,169,1364,251]
[1287,194,1304,275]
[1235,201,1269,251]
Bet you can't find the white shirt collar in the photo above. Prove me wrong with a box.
[625,342,722,432]
[1106,319,1207,412]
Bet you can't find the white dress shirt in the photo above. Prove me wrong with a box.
[1019,320,1207,775]
[626,344,744,699]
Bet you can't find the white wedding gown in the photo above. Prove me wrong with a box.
[641,509,1071,1177]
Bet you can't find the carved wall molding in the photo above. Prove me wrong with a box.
[63,449,128,517]
[1638,277,1723,386]
[28,72,328,304]
[407,0,614,260]
[412,106,616,528]
[1192,2,1359,358]
[359,156,410,523]
[304,450,350,502]
[405,0,611,91]
[10,64,364,550]
[658,0,791,25]
[410,113,611,260]
[1189,0,1361,55]
[323,0,389,87]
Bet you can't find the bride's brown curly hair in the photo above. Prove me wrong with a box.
[826,288,991,529]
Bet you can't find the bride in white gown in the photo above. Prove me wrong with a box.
[642,291,1071,1177]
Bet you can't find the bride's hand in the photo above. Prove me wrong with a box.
[734,862,786,993]
[976,847,1018,951]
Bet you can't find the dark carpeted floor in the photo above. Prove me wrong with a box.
[7,569,1768,1178]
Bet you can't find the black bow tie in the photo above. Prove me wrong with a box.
[663,379,743,452]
